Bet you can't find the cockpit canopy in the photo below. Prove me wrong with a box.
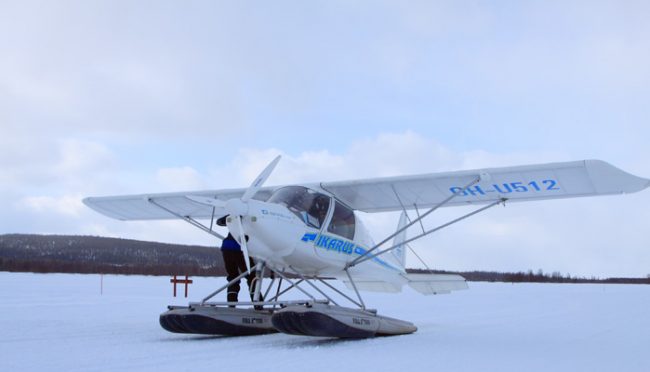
[268,186,331,229]
[268,186,356,240]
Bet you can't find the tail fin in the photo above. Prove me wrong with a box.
[391,211,408,268]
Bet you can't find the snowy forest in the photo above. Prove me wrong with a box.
[0,234,226,276]
[1,234,647,284]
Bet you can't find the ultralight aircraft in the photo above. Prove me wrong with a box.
[84,157,649,338]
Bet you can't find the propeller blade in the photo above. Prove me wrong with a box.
[241,155,281,202]
[235,215,251,272]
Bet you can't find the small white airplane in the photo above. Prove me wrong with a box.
[84,158,649,338]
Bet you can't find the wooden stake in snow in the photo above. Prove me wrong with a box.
[170,275,193,298]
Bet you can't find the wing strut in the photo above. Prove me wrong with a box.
[200,261,260,304]
[345,268,366,309]
[346,176,481,268]
[412,204,427,234]
[316,277,364,309]
[147,198,226,240]
[286,267,341,307]
[349,198,507,268]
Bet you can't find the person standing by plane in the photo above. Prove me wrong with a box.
[217,216,261,305]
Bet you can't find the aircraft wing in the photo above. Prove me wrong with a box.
[320,160,650,213]
[84,159,648,220]
[83,187,276,221]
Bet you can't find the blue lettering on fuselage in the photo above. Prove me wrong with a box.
[300,232,400,271]
[315,234,356,255]
[303,233,358,256]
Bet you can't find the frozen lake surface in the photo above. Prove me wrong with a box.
[0,272,648,372]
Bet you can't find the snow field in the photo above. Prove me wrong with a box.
[0,272,648,372]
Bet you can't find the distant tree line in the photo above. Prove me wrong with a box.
[2,234,648,284]
[0,257,225,276]
[407,268,650,285]
[0,234,226,276]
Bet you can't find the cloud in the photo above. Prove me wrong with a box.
[2,1,650,278]
[2,130,649,277]
[3,1,649,147]
[209,131,462,188]
[0,137,116,189]
[18,195,86,217]
[54,139,115,175]
[155,167,205,191]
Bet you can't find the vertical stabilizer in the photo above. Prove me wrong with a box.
[391,211,408,268]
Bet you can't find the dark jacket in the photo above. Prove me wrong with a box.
[221,233,241,251]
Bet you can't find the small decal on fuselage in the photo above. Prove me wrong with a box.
[261,209,293,220]
[301,233,317,242]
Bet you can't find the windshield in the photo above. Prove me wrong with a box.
[268,186,331,229]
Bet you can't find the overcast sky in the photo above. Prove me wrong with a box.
[2,1,649,278]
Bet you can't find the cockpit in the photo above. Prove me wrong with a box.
[267,186,356,240]
[267,186,331,229]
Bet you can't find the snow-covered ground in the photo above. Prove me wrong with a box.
[0,272,648,372]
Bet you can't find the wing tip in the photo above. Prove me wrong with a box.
[585,159,650,194]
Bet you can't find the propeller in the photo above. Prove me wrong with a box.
[241,155,281,202]
[187,155,282,272]
[234,214,251,271]
[236,155,281,271]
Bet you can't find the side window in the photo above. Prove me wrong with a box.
[305,194,330,229]
[327,202,355,240]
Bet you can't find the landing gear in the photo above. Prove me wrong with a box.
[272,303,416,338]
[159,262,416,338]
[160,306,276,336]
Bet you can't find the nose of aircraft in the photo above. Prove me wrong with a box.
[224,198,248,217]
[225,199,305,260]
[188,155,287,269]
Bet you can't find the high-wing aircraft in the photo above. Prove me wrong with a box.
[84,158,649,338]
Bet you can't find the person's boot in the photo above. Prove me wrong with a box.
[227,292,238,308]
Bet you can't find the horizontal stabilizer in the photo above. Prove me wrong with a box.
[342,273,468,295]
[405,273,468,295]
[342,280,402,293]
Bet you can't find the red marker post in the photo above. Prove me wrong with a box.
[170,275,193,298]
